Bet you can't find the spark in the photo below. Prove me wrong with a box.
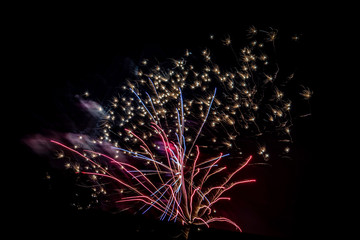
[300,86,313,100]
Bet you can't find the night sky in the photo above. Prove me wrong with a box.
[11,7,333,240]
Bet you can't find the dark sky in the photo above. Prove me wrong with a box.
[11,8,333,240]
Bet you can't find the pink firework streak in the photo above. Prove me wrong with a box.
[49,87,256,237]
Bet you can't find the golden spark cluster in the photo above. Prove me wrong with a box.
[85,26,311,162]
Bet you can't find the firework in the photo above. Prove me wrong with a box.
[31,25,311,238]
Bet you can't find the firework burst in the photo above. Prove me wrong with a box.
[30,25,311,239]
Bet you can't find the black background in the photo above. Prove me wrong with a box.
[9,4,337,240]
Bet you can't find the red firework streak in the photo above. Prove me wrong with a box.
[50,87,256,233]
